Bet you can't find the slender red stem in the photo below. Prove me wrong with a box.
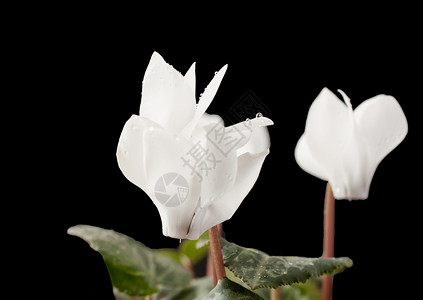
[206,250,215,281]
[322,183,335,300]
[271,286,282,300]
[208,224,226,285]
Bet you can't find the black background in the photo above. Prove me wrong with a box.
[16,6,421,300]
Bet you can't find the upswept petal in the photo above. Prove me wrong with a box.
[331,94,407,200]
[184,62,196,95]
[304,88,351,175]
[353,94,408,172]
[144,51,162,77]
[180,65,228,138]
[142,125,202,239]
[139,52,196,134]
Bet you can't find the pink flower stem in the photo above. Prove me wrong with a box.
[322,183,335,300]
[208,224,226,286]
[271,287,282,300]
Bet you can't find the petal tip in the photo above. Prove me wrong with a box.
[258,117,274,126]
[151,51,163,60]
[215,64,228,77]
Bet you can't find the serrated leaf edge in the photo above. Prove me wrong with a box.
[221,239,353,290]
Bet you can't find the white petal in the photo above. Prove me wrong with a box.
[212,116,274,156]
[294,134,328,181]
[331,94,407,200]
[304,88,351,171]
[237,126,270,156]
[144,51,162,77]
[188,116,238,209]
[302,88,360,198]
[180,65,228,138]
[141,126,202,239]
[184,204,208,240]
[184,62,196,95]
[197,113,224,128]
[199,145,238,208]
[186,150,269,240]
[196,65,228,117]
[331,129,369,200]
[190,113,223,144]
[198,116,273,207]
[140,52,196,134]
[354,94,408,170]
[327,94,408,200]
[182,114,235,210]
[116,115,158,197]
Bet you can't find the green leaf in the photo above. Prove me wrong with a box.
[203,277,264,300]
[179,231,209,265]
[220,238,352,290]
[225,267,269,299]
[155,248,183,264]
[68,225,192,297]
[194,230,210,249]
[281,280,321,300]
[113,287,143,300]
[287,280,321,300]
[162,277,214,300]
[226,267,320,300]
[156,231,209,270]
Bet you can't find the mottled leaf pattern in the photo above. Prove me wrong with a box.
[203,277,264,300]
[221,238,352,290]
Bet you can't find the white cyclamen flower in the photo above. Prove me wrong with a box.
[295,87,407,200]
[117,52,273,240]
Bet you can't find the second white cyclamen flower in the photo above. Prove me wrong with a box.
[295,87,407,200]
